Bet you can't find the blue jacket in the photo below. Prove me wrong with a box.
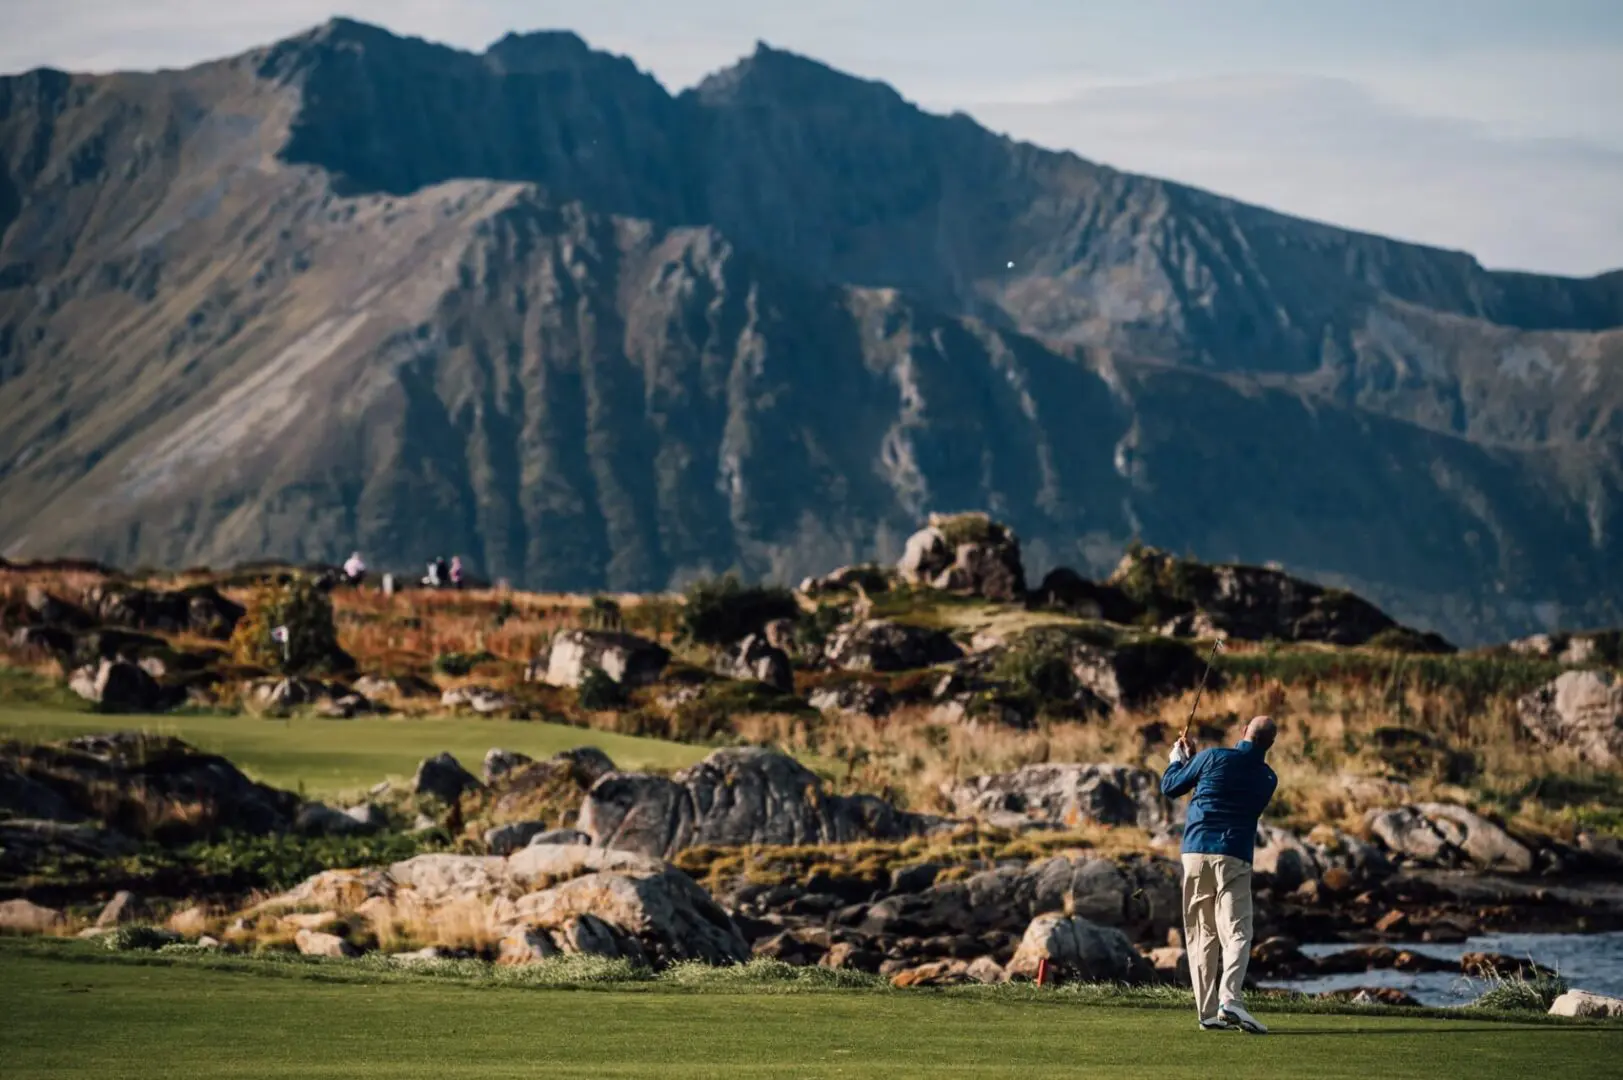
[1159,740,1278,863]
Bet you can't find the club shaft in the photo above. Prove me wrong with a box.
[1180,638,1224,739]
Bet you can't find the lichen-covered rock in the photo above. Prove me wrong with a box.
[0,733,297,837]
[0,897,65,933]
[718,633,794,692]
[69,659,178,713]
[897,513,1025,601]
[82,583,245,640]
[316,692,378,718]
[484,820,555,855]
[551,746,617,786]
[943,764,1176,831]
[579,747,951,859]
[1007,914,1155,984]
[824,619,963,673]
[294,929,359,958]
[1365,803,1534,873]
[259,844,749,971]
[531,629,670,688]
[483,748,534,784]
[440,685,517,715]
[1517,670,1623,767]
[24,585,94,629]
[859,853,1182,943]
[249,676,331,712]
[295,801,379,836]
[807,680,894,717]
[413,752,483,805]
[1106,546,1444,649]
[1548,990,1623,1019]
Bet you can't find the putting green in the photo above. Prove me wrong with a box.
[0,705,708,797]
[2,950,1617,1080]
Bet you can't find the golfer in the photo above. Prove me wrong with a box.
[1160,715,1278,1034]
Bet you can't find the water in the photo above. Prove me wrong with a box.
[1265,933,1623,1006]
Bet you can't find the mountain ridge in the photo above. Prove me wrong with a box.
[0,18,1619,645]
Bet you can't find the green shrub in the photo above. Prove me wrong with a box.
[1473,972,1568,1012]
[433,651,496,677]
[1367,626,1454,654]
[101,925,181,951]
[933,512,999,547]
[182,831,444,892]
[679,575,800,645]
[993,635,1079,705]
[230,577,350,675]
[1111,543,1210,620]
[577,667,629,711]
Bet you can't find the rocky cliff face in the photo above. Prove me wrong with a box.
[1,18,1619,644]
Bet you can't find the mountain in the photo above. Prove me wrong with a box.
[1,17,1620,644]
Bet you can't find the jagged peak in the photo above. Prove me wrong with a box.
[481,29,660,88]
[689,40,907,110]
[483,29,590,69]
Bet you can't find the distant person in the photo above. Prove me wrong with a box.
[423,557,446,589]
[342,551,366,587]
[449,555,464,590]
[1160,715,1279,1035]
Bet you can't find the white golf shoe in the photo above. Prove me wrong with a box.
[1219,1001,1268,1034]
[1198,1015,1235,1031]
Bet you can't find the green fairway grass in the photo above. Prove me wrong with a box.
[0,705,708,797]
[2,946,1617,1080]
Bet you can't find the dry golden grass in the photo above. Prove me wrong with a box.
[735,673,1605,842]
[5,563,1614,844]
[671,821,1156,895]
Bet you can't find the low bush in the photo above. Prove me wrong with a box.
[230,577,351,675]
[679,576,800,646]
[577,667,629,712]
[1472,971,1569,1012]
[432,650,496,677]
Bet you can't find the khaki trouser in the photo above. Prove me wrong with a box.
[1180,853,1254,1019]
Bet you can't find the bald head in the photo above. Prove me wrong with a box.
[1245,715,1277,751]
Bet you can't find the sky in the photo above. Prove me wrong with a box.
[4,0,1621,276]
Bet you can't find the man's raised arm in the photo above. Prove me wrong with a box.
[1160,737,1203,798]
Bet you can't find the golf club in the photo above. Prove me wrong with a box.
[1180,634,1227,742]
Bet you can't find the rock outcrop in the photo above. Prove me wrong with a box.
[942,764,1175,832]
[440,685,517,715]
[1517,670,1623,767]
[1364,804,1534,874]
[1548,990,1623,1019]
[807,680,894,717]
[483,748,534,784]
[1006,914,1155,984]
[896,513,1025,602]
[413,752,484,805]
[68,659,179,713]
[0,733,298,837]
[80,584,246,640]
[824,619,963,673]
[857,853,1182,944]
[718,633,794,692]
[530,630,670,688]
[249,676,331,712]
[0,898,66,933]
[257,844,750,969]
[1107,546,1450,649]
[579,747,950,859]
